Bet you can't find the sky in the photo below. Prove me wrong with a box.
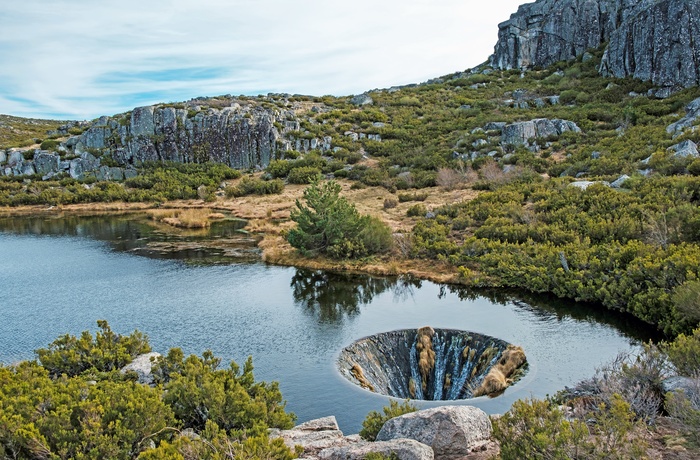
[0,0,526,120]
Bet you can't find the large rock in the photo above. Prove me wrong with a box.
[668,139,699,158]
[119,352,161,384]
[271,416,351,456]
[667,97,700,136]
[319,439,433,460]
[376,406,491,458]
[501,118,580,146]
[490,0,700,90]
[33,151,61,175]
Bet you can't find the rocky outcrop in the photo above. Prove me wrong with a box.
[0,149,137,180]
[376,406,492,459]
[600,0,700,89]
[501,118,581,147]
[491,0,700,90]
[75,104,285,170]
[668,140,699,158]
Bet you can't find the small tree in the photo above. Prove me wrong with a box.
[287,180,392,259]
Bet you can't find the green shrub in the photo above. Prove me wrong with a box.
[40,139,60,151]
[359,400,417,441]
[35,320,151,377]
[383,198,398,209]
[664,328,700,376]
[406,204,427,217]
[287,180,393,259]
[288,166,322,184]
[226,177,284,197]
[398,192,428,202]
[266,159,293,178]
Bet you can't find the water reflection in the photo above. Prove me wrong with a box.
[0,213,257,264]
[290,269,420,324]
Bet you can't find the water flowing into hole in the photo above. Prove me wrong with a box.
[338,327,527,400]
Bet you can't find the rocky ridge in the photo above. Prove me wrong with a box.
[491,0,700,91]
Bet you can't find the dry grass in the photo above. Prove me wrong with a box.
[350,364,374,392]
[473,345,527,397]
[416,326,436,391]
[148,208,223,229]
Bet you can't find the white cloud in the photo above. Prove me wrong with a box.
[0,0,524,119]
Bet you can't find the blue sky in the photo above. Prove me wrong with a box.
[0,1,526,120]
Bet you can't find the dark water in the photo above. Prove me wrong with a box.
[0,214,660,433]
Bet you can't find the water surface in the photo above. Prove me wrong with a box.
[0,214,658,433]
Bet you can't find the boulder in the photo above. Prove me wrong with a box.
[501,118,580,146]
[33,152,61,175]
[0,150,6,165]
[319,439,433,460]
[7,150,24,168]
[376,406,491,458]
[611,174,631,188]
[668,139,699,158]
[119,352,161,384]
[661,376,699,396]
[271,416,350,456]
[351,94,373,106]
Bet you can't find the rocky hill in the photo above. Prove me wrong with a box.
[491,0,700,91]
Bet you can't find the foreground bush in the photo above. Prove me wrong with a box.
[225,177,284,197]
[0,321,296,460]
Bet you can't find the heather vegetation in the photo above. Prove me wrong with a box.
[0,322,295,460]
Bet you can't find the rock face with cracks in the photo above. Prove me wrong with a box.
[338,328,527,400]
[491,0,700,90]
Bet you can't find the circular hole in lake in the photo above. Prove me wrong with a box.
[338,327,527,401]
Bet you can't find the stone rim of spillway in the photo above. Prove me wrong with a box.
[337,327,527,401]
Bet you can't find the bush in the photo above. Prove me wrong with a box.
[40,139,60,151]
[287,180,393,259]
[383,198,398,209]
[288,166,322,184]
[406,204,427,217]
[226,177,284,197]
[359,400,417,441]
[665,376,700,446]
[664,328,700,376]
[398,192,428,202]
[35,320,151,377]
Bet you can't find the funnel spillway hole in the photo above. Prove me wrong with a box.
[338,327,527,400]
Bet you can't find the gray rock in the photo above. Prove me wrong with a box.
[21,163,36,176]
[483,121,506,132]
[591,151,601,159]
[319,439,433,460]
[0,150,6,165]
[295,416,340,432]
[472,139,488,148]
[568,180,611,190]
[661,376,699,396]
[376,406,491,458]
[501,118,580,146]
[669,140,699,158]
[491,0,700,90]
[667,97,700,137]
[7,150,24,168]
[611,174,631,188]
[119,352,161,384]
[33,152,61,175]
[351,94,373,106]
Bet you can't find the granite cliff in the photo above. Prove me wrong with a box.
[491,0,700,90]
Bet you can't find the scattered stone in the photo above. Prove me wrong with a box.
[376,406,491,459]
[501,119,580,146]
[591,151,601,159]
[661,376,699,397]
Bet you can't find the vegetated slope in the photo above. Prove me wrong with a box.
[0,114,68,150]
[2,49,700,336]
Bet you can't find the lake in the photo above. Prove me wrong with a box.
[0,213,659,433]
